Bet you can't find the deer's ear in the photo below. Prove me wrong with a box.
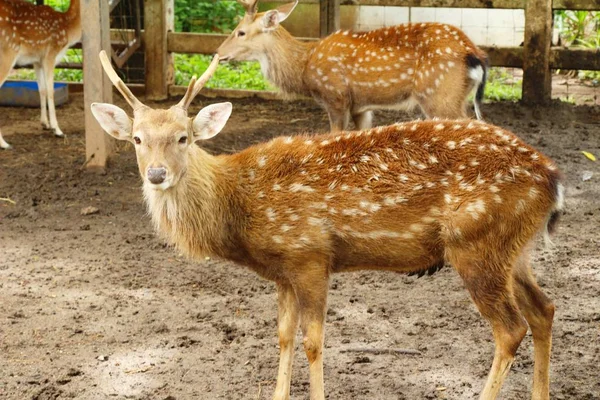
[91,103,133,142]
[261,1,297,31]
[192,102,233,141]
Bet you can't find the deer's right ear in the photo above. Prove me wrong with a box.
[192,102,233,141]
[91,103,133,142]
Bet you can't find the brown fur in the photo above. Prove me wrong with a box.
[217,0,488,132]
[0,0,81,148]
[93,57,563,400]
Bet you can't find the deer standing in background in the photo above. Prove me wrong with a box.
[0,0,81,149]
[92,51,561,400]
[218,0,488,132]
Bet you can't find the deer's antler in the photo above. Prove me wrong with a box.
[176,54,220,110]
[99,50,145,111]
[237,0,259,16]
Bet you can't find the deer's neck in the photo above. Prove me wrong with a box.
[261,28,316,96]
[143,147,245,261]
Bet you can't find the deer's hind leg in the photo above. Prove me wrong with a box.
[416,66,471,120]
[293,260,329,400]
[325,106,350,133]
[351,110,373,131]
[0,46,19,149]
[446,244,528,400]
[513,247,554,400]
[273,282,300,400]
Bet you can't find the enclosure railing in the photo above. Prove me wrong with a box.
[12,0,600,105]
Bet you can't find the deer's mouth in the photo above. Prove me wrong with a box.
[145,177,173,191]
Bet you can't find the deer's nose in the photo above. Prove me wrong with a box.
[147,167,167,184]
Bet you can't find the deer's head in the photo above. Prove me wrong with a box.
[217,0,298,62]
[91,51,232,191]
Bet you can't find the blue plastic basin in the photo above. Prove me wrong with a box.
[0,81,69,108]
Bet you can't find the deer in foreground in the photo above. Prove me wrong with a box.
[92,51,563,400]
[218,0,488,132]
[0,0,81,149]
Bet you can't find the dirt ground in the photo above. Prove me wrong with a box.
[1,94,599,400]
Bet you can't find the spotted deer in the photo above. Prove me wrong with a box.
[0,0,81,149]
[217,0,488,132]
[92,51,562,400]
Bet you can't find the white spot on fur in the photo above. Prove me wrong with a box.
[383,195,407,206]
[289,183,315,193]
[465,199,486,220]
[359,200,381,213]
[529,187,539,199]
[281,224,292,232]
[308,217,326,226]
[272,235,283,244]
[258,156,267,167]
[266,208,276,221]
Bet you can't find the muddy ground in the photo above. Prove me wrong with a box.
[1,94,599,400]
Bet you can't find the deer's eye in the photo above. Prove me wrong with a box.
[133,136,141,145]
[178,136,188,144]
[237,30,246,37]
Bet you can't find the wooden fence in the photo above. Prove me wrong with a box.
[141,0,600,105]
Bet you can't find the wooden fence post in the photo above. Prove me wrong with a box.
[82,0,114,168]
[522,0,553,105]
[320,0,340,37]
[145,0,175,100]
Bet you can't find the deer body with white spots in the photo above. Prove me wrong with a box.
[93,53,562,400]
[0,0,81,149]
[217,0,488,132]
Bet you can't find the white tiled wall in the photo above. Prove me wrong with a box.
[355,6,525,47]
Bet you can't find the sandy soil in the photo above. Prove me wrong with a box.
[1,94,599,400]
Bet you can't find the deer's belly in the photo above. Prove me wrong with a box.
[15,51,40,67]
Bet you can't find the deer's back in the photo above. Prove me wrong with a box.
[303,23,485,109]
[230,120,560,275]
[0,0,72,54]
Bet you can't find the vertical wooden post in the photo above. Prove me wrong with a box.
[82,0,114,168]
[320,0,340,38]
[522,0,553,105]
[145,0,174,100]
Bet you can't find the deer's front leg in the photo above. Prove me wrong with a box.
[295,266,329,400]
[273,282,300,400]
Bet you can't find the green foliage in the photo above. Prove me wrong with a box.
[484,68,522,102]
[174,54,272,90]
[175,0,243,33]
[555,10,599,46]
[24,0,69,11]
[559,95,577,104]
[555,11,600,81]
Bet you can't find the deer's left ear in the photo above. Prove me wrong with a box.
[261,0,298,31]
[192,102,233,141]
